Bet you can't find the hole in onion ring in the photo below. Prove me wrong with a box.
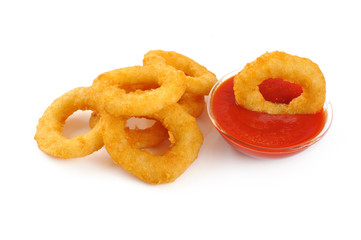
[125,117,172,155]
[62,110,92,138]
[126,117,156,130]
[258,78,303,104]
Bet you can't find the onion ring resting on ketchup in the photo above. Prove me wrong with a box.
[233,51,326,114]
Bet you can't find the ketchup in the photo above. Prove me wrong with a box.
[258,78,303,104]
[212,77,325,148]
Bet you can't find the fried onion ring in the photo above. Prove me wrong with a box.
[179,93,205,118]
[92,65,186,116]
[143,50,217,95]
[233,51,326,114]
[35,87,103,159]
[100,104,204,184]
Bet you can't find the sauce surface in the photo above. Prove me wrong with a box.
[258,78,303,104]
[212,77,325,148]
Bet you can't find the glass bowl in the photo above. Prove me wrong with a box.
[207,69,333,158]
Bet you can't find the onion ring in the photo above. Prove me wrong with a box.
[100,104,204,184]
[178,93,205,118]
[35,87,103,159]
[233,51,326,114]
[143,50,217,95]
[92,65,186,117]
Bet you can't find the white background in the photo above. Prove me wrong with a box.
[1,0,360,239]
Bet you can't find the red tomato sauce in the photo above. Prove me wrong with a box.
[258,78,303,104]
[212,77,325,148]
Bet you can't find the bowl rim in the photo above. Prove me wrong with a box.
[207,68,333,152]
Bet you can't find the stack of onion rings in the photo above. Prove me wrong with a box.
[89,92,205,149]
[35,50,216,184]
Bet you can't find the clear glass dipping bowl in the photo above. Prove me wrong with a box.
[207,69,333,158]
